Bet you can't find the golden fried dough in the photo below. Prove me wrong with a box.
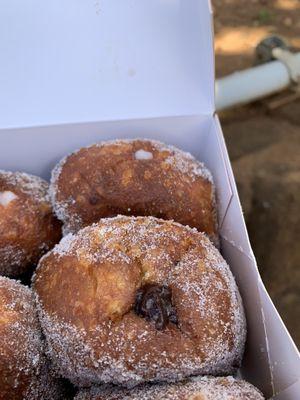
[75,376,264,400]
[0,171,62,277]
[33,216,245,387]
[0,277,65,399]
[50,140,218,244]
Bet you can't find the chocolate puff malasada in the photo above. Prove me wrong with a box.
[50,139,218,244]
[75,376,264,400]
[33,216,246,388]
[0,277,65,400]
[0,171,61,277]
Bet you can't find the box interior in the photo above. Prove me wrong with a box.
[1,115,299,398]
[0,0,214,129]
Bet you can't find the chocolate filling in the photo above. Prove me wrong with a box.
[134,283,178,330]
[89,193,101,205]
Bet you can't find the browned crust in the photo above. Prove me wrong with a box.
[0,171,62,277]
[0,277,60,399]
[50,140,218,243]
[33,216,245,387]
[75,376,264,400]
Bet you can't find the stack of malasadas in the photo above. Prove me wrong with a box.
[0,139,264,399]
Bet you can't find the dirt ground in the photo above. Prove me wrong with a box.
[212,0,300,346]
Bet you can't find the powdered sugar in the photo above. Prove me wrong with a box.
[0,170,50,204]
[134,149,153,160]
[52,232,76,258]
[0,190,18,206]
[33,216,245,388]
[50,155,74,226]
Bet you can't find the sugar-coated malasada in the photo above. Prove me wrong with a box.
[33,216,245,387]
[0,277,65,400]
[75,376,264,400]
[0,171,61,277]
[50,139,218,244]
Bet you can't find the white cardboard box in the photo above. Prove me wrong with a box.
[0,1,299,398]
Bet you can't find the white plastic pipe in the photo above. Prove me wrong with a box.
[215,52,300,111]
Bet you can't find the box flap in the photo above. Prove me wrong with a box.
[213,115,300,398]
[259,285,300,397]
[271,379,300,400]
[0,0,215,129]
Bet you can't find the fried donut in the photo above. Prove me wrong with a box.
[50,139,217,243]
[0,276,65,399]
[0,171,62,277]
[33,216,245,387]
[75,376,264,400]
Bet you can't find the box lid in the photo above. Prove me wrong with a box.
[0,0,215,129]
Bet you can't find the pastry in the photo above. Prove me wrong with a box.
[0,276,65,399]
[50,139,218,244]
[33,216,245,387]
[0,171,61,277]
[75,376,264,400]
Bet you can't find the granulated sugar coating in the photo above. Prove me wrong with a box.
[0,277,65,399]
[33,216,246,388]
[0,170,62,277]
[50,139,218,245]
[75,376,264,400]
[0,170,50,203]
